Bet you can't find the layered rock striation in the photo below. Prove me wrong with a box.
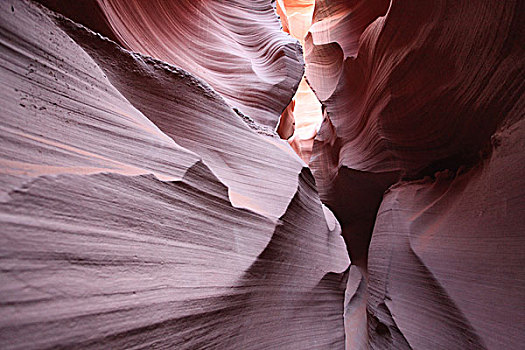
[0,0,349,348]
[38,0,304,128]
[1,0,524,349]
[306,0,525,348]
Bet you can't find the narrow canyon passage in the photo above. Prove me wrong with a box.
[0,1,524,349]
[275,0,322,163]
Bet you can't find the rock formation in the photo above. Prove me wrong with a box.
[0,1,348,348]
[1,0,524,349]
[306,0,525,348]
[38,0,304,128]
[276,0,323,163]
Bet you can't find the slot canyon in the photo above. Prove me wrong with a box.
[0,0,524,349]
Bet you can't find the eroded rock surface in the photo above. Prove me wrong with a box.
[275,0,322,164]
[1,0,524,349]
[306,0,525,348]
[0,1,349,348]
[368,120,525,349]
[39,0,304,127]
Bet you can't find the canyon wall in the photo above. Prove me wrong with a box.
[1,0,524,349]
[0,0,349,348]
[306,0,525,348]
[39,0,304,128]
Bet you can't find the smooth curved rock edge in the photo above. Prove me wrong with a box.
[2,0,524,348]
[0,1,349,348]
[275,0,323,164]
[38,0,305,128]
[306,0,525,348]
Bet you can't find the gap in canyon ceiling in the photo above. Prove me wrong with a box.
[276,0,322,164]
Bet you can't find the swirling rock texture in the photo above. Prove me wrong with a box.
[1,0,524,350]
[64,0,303,129]
[0,0,349,348]
[306,0,525,349]
[38,0,304,128]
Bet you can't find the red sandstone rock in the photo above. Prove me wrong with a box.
[277,99,295,140]
[367,119,525,349]
[1,0,524,348]
[276,0,322,164]
[308,0,523,176]
[0,1,348,348]
[37,0,304,128]
[306,0,525,348]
